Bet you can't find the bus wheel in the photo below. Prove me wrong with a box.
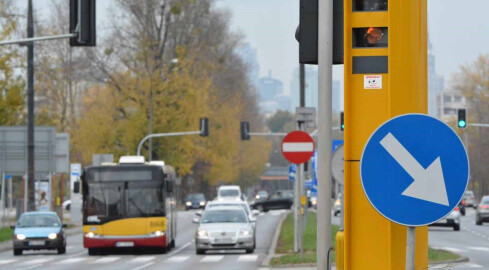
[170,239,175,249]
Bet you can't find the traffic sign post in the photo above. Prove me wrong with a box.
[361,114,469,270]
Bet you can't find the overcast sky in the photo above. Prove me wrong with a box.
[17,0,489,96]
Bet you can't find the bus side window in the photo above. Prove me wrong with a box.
[166,180,174,193]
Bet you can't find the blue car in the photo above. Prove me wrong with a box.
[11,211,67,256]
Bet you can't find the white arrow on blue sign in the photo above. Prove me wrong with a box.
[289,165,296,181]
[361,114,469,227]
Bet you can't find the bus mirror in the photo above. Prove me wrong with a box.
[74,181,80,194]
[166,180,174,193]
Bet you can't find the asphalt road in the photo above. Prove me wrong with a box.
[429,207,489,269]
[0,209,287,270]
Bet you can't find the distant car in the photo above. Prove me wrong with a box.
[476,196,489,225]
[185,193,207,210]
[251,190,293,212]
[217,185,242,202]
[429,207,461,231]
[62,200,71,211]
[250,190,269,205]
[458,198,466,216]
[310,196,317,209]
[193,206,255,254]
[464,190,476,208]
[333,198,341,216]
[12,211,67,255]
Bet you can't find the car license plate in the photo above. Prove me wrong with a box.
[215,238,233,243]
[29,241,44,246]
[115,242,134,247]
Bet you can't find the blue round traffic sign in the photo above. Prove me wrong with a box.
[361,114,469,227]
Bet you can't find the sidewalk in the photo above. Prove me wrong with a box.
[0,225,82,252]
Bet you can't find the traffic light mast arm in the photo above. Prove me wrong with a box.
[467,123,489,128]
[0,33,77,46]
[136,131,202,156]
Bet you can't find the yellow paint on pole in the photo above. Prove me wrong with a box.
[301,195,307,206]
[342,1,428,269]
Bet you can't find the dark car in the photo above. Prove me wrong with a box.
[185,193,207,210]
[12,211,67,256]
[458,198,466,216]
[251,190,293,212]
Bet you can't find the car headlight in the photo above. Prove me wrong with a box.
[255,195,260,199]
[186,202,192,206]
[197,229,208,238]
[85,232,102,238]
[199,201,206,206]
[148,231,165,237]
[15,234,26,240]
[48,233,57,240]
[334,199,341,206]
[312,200,317,205]
[239,228,251,236]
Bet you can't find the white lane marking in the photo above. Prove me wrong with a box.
[458,263,484,268]
[15,263,43,270]
[20,258,54,265]
[165,256,189,263]
[57,258,88,264]
[282,142,314,152]
[0,259,16,265]
[467,247,489,252]
[237,254,258,262]
[132,262,155,270]
[129,256,155,263]
[90,256,121,264]
[200,255,224,262]
[440,247,467,253]
[170,240,193,255]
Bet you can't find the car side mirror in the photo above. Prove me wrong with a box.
[252,210,260,217]
[62,224,68,228]
[9,225,14,229]
[74,181,81,194]
[192,218,200,224]
[195,211,202,217]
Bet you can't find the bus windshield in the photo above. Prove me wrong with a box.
[84,167,165,224]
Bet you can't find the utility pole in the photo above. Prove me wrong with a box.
[27,0,36,212]
[317,0,333,268]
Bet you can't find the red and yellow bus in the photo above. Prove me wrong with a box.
[81,156,176,255]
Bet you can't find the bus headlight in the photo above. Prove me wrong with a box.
[186,202,192,206]
[85,232,102,238]
[48,233,57,240]
[148,231,165,237]
[15,234,26,240]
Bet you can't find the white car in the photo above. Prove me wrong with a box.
[203,201,259,232]
[62,200,71,211]
[217,185,243,201]
[429,207,461,231]
[193,206,255,254]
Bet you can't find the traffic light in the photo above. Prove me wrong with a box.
[70,0,96,46]
[340,111,344,131]
[458,109,467,128]
[200,118,209,137]
[240,121,250,140]
[295,0,343,64]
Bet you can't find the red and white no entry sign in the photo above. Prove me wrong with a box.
[281,131,315,164]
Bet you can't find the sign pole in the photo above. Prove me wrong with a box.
[406,226,416,270]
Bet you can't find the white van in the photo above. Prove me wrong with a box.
[217,185,242,201]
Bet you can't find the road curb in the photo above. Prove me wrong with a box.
[262,211,288,267]
[0,225,82,253]
[428,254,469,267]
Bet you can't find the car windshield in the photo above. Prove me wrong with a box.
[219,189,239,197]
[258,191,268,197]
[481,198,489,205]
[208,203,249,216]
[201,209,247,223]
[466,191,474,197]
[17,214,60,228]
[187,194,205,201]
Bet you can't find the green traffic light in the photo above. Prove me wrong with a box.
[458,120,466,128]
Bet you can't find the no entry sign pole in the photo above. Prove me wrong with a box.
[282,131,315,255]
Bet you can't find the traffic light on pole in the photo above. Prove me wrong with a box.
[240,121,250,141]
[70,0,96,46]
[458,109,467,128]
[200,117,209,137]
[295,0,343,64]
[340,111,344,131]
